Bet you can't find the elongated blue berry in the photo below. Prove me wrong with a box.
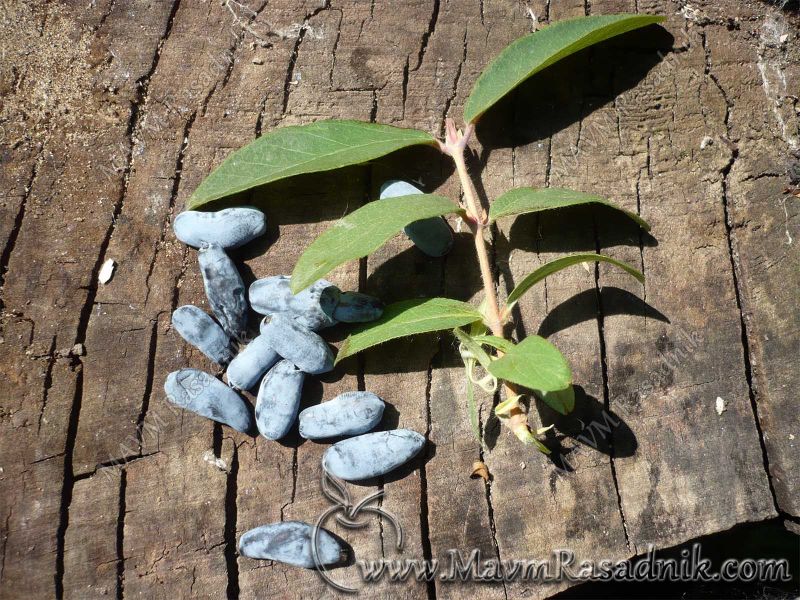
[238,521,346,568]
[322,429,425,480]
[173,207,266,249]
[198,244,248,341]
[255,359,304,440]
[226,333,280,391]
[380,180,454,257]
[299,391,384,440]
[261,314,335,375]
[164,369,253,433]
[332,292,383,323]
[171,305,234,366]
[249,275,339,330]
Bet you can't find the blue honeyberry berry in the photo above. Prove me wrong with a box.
[255,359,304,441]
[173,207,266,249]
[299,391,384,440]
[249,275,339,331]
[332,291,384,323]
[164,368,253,433]
[171,305,235,366]
[226,333,280,391]
[260,313,335,375]
[238,521,346,568]
[380,180,454,257]
[322,429,426,481]
[198,244,248,341]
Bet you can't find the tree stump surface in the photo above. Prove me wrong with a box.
[0,1,797,598]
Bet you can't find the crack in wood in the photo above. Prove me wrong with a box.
[54,4,182,595]
[134,321,159,454]
[419,345,437,600]
[702,26,783,517]
[592,211,632,552]
[143,110,197,306]
[224,443,240,600]
[115,469,127,600]
[36,335,58,435]
[279,0,332,118]
[412,0,440,73]
[439,28,468,137]
[0,146,45,312]
[54,363,84,599]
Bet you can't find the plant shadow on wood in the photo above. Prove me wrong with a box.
[474,25,675,157]
[538,287,669,339]
[540,386,637,466]
[481,386,638,461]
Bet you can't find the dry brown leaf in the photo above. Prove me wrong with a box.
[470,461,490,482]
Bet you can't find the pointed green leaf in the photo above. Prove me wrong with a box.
[188,120,437,208]
[472,335,516,354]
[488,187,650,230]
[535,386,576,415]
[463,14,664,123]
[291,195,462,293]
[507,253,644,306]
[488,335,571,393]
[336,298,481,363]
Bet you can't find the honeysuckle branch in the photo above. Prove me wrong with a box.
[442,118,503,338]
[441,117,537,446]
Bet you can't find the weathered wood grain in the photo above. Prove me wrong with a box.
[595,0,777,550]
[703,8,800,517]
[0,0,795,598]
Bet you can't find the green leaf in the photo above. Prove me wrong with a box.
[535,386,576,415]
[453,328,494,370]
[488,335,572,394]
[463,14,664,123]
[291,195,462,293]
[464,364,483,447]
[472,335,515,354]
[336,298,482,363]
[188,120,437,208]
[507,253,644,306]
[488,187,650,230]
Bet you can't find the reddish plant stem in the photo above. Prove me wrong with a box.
[443,120,503,338]
[443,120,530,438]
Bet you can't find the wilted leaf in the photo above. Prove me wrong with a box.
[188,120,437,208]
[453,328,494,370]
[463,14,664,123]
[471,461,490,481]
[465,372,483,447]
[336,298,481,363]
[291,195,461,293]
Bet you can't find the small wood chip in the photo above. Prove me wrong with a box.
[470,461,490,482]
[98,258,115,284]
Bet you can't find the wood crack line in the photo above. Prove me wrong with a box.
[54,3,182,598]
[0,144,47,311]
[275,0,333,124]
[702,30,782,515]
[592,206,632,551]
